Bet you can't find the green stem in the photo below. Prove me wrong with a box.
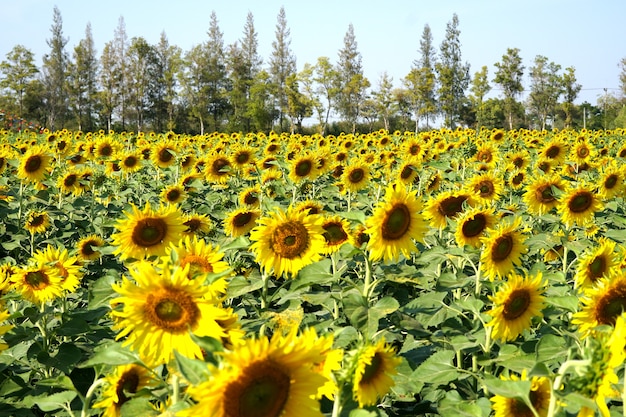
[475,259,482,296]
[362,255,372,298]
[81,378,106,417]
[171,373,180,405]
[547,359,591,417]
[330,387,342,417]
[260,272,270,310]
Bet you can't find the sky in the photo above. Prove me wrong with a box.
[1,0,625,106]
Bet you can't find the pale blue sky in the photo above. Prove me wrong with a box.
[1,0,625,105]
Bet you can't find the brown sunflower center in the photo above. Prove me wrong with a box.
[323,222,348,245]
[588,256,607,280]
[224,360,290,417]
[477,150,492,163]
[577,146,590,158]
[25,270,50,290]
[233,212,253,228]
[180,254,214,276]
[461,214,487,238]
[409,144,420,155]
[99,144,113,157]
[502,289,531,320]
[159,148,174,163]
[438,195,467,218]
[243,192,259,206]
[604,174,618,190]
[294,160,313,177]
[596,284,626,326]
[166,189,181,202]
[477,180,495,198]
[184,218,201,233]
[123,156,138,168]
[567,191,593,213]
[348,168,365,184]
[146,290,199,332]
[536,185,556,204]
[63,174,78,187]
[382,203,411,240]
[25,155,42,173]
[236,152,250,165]
[115,368,140,408]
[511,172,524,186]
[29,214,46,227]
[509,397,534,417]
[545,145,561,159]
[81,240,99,256]
[271,221,310,259]
[212,158,230,175]
[538,161,551,172]
[360,352,383,385]
[491,234,514,262]
[132,217,168,247]
[400,165,414,180]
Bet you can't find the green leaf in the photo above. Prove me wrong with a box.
[227,274,265,298]
[173,350,210,385]
[35,375,76,391]
[79,342,141,368]
[536,334,568,363]
[545,296,579,312]
[120,397,160,416]
[32,390,77,412]
[290,258,335,290]
[438,390,491,417]
[411,350,459,385]
[482,373,530,399]
[37,343,83,375]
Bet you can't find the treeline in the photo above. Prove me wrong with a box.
[1,7,626,135]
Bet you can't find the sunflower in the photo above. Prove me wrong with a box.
[340,160,371,194]
[183,212,213,236]
[0,309,12,352]
[118,151,143,174]
[352,338,402,408]
[454,206,496,248]
[17,145,52,183]
[395,157,421,185]
[569,139,596,165]
[523,175,565,216]
[249,206,325,278]
[204,152,232,185]
[320,214,354,255]
[160,184,186,205]
[490,370,551,417]
[223,207,261,238]
[24,210,50,235]
[473,143,499,167]
[238,185,262,208]
[597,162,625,200]
[165,235,230,282]
[480,217,528,280]
[294,199,324,216]
[111,261,233,364]
[465,172,504,204]
[57,169,82,195]
[94,137,119,160]
[572,274,626,338]
[486,272,546,341]
[423,190,473,229]
[181,328,328,417]
[92,364,156,417]
[230,145,257,170]
[76,235,105,261]
[574,238,619,290]
[110,202,185,261]
[559,182,603,228]
[505,150,530,172]
[31,245,83,293]
[288,153,320,184]
[10,264,64,305]
[539,137,568,165]
[365,183,427,262]
[151,141,177,169]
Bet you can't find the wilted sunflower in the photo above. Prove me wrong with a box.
[92,364,157,417]
[340,160,371,194]
[111,261,233,364]
[423,190,473,229]
[454,206,496,248]
[24,210,50,235]
[10,264,64,305]
[523,175,565,216]
[17,145,52,184]
[559,182,603,228]
[110,202,185,261]
[466,172,504,204]
[572,274,626,338]
[223,207,261,237]
[480,216,528,280]
[490,370,551,417]
[249,206,325,278]
[366,183,427,262]
[320,214,354,255]
[181,328,328,417]
[160,184,186,205]
[31,245,83,294]
[352,338,402,408]
[76,235,105,261]
[574,238,619,290]
[487,272,546,341]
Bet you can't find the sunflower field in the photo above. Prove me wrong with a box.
[1,127,626,416]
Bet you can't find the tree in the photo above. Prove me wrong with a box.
[205,11,230,132]
[297,63,323,133]
[560,66,581,128]
[285,73,312,133]
[247,70,277,131]
[41,6,69,130]
[528,55,562,130]
[154,31,181,131]
[0,45,39,119]
[435,14,470,128]
[127,37,158,132]
[68,23,99,131]
[113,16,129,129]
[180,43,210,134]
[98,41,119,131]
[336,24,370,133]
[619,57,626,99]
[469,66,491,129]
[493,47,524,129]
[269,6,297,132]
[313,56,340,134]
[371,72,395,131]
